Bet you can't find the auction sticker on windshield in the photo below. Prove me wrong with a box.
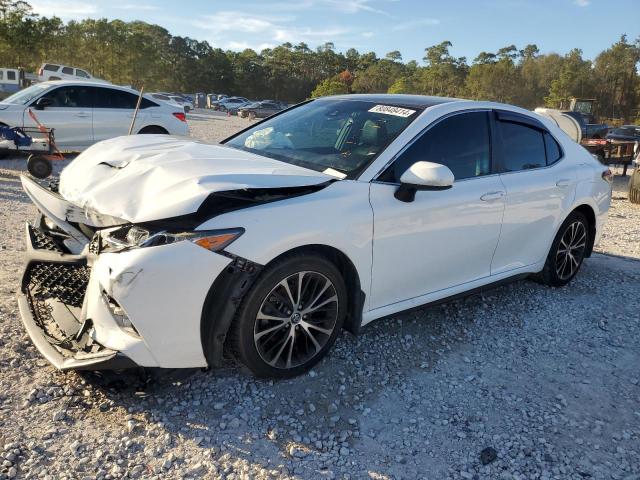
[368,105,416,117]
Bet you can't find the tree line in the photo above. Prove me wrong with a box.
[1,1,639,122]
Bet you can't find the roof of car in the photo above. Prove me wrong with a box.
[322,93,461,108]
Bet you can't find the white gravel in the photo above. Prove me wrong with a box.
[0,112,639,480]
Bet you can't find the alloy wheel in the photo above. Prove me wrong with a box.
[555,220,587,281]
[254,271,339,369]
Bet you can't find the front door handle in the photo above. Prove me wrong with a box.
[556,179,571,187]
[480,191,505,201]
[75,113,90,118]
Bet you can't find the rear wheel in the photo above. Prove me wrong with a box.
[228,254,347,378]
[27,154,53,179]
[138,126,168,134]
[539,211,589,287]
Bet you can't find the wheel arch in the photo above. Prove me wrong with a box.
[137,125,169,134]
[571,203,597,257]
[200,243,365,368]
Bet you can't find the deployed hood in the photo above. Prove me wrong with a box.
[59,135,332,224]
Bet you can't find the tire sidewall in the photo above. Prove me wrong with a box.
[542,211,589,287]
[233,254,347,378]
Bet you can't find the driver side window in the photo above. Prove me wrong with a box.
[39,86,92,108]
[380,111,491,183]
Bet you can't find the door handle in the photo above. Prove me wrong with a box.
[480,191,505,201]
[75,113,90,118]
[556,179,571,187]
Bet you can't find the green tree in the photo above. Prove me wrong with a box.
[311,77,350,97]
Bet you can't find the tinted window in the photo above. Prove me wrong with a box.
[263,103,278,109]
[0,71,3,80]
[43,64,59,72]
[76,69,90,78]
[7,71,15,80]
[544,132,562,165]
[498,121,546,171]
[62,66,74,75]
[92,88,137,108]
[383,111,491,182]
[39,86,92,108]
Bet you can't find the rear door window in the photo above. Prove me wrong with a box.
[61,66,74,75]
[91,87,154,109]
[43,64,59,72]
[544,132,562,165]
[497,121,546,172]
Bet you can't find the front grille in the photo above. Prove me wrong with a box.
[26,262,90,308]
[30,225,63,252]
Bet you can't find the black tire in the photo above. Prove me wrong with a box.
[27,154,53,179]
[539,211,590,287]
[629,167,640,204]
[228,253,347,378]
[138,126,168,134]
[0,150,11,160]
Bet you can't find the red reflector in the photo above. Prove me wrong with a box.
[173,112,186,122]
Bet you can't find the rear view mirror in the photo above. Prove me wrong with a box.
[395,161,454,202]
[34,97,52,110]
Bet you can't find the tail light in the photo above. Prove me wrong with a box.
[38,67,43,76]
[602,168,613,183]
[173,112,186,122]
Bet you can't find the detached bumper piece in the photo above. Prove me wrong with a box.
[18,222,136,370]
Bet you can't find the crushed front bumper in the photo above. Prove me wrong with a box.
[18,222,136,370]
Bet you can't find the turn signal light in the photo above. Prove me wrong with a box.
[173,112,186,122]
[193,232,240,251]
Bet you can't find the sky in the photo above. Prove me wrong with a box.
[27,0,640,63]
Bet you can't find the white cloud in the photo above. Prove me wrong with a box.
[574,0,590,5]
[323,0,388,15]
[29,0,99,19]
[224,41,276,52]
[118,3,158,10]
[391,18,440,31]
[362,31,374,38]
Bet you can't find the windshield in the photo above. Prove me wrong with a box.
[224,99,421,178]
[1,84,49,105]
[612,127,640,137]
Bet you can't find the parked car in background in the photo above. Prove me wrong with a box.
[606,125,640,142]
[169,95,194,112]
[0,80,188,152]
[0,68,21,98]
[16,94,611,378]
[238,100,285,119]
[149,92,183,109]
[38,63,107,83]
[218,97,249,113]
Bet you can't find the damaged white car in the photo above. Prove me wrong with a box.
[18,94,612,378]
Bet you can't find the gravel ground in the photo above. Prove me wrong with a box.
[0,111,639,480]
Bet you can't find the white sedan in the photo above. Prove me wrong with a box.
[17,94,611,377]
[0,81,189,152]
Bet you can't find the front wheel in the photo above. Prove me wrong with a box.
[539,211,590,287]
[228,254,347,378]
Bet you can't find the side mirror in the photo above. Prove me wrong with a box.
[34,97,52,110]
[394,161,454,202]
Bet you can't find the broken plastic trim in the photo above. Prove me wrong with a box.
[139,180,335,231]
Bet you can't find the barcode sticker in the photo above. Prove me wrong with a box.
[368,105,416,117]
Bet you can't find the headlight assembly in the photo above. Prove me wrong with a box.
[102,225,244,252]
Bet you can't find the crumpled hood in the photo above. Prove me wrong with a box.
[59,135,332,224]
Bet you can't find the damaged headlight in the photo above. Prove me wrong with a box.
[102,225,244,252]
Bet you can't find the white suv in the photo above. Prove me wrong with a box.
[38,63,106,83]
[0,81,189,151]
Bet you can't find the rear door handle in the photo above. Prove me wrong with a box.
[75,113,90,118]
[480,191,505,201]
[556,179,571,187]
